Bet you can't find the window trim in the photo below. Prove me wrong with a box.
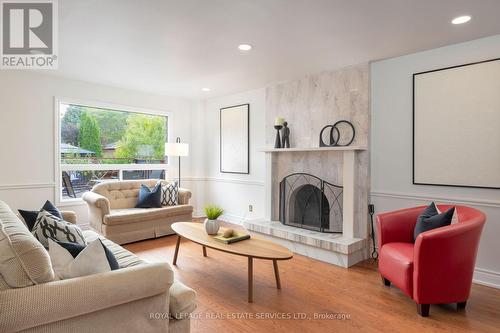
[54,96,172,204]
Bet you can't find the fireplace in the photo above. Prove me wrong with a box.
[279,173,343,233]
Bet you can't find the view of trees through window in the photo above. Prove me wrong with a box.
[59,103,168,200]
[61,104,168,163]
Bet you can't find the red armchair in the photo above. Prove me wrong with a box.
[376,205,485,317]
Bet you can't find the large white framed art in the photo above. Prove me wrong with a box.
[413,58,500,189]
[220,104,249,174]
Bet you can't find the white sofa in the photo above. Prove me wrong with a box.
[0,200,196,332]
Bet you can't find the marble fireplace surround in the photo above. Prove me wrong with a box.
[243,64,370,268]
[243,147,368,267]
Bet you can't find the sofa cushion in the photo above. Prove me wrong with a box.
[0,201,54,287]
[169,280,197,319]
[379,242,414,297]
[82,230,144,268]
[103,205,193,226]
[93,179,161,209]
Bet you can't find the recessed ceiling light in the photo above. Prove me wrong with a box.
[452,15,471,25]
[201,88,211,92]
[238,44,252,51]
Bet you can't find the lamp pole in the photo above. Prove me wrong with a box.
[176,137,181,187]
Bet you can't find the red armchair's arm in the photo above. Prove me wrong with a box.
[376,206,423,248]
[413,218,485,304]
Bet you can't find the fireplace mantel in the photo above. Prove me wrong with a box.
[261,146,367,153]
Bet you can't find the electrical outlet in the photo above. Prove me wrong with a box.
[248,205,253,212]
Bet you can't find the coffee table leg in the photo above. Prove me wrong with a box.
[248,257,253,303]
[173,236,181,265]
[203,246,207,257]
[273,260,281,289]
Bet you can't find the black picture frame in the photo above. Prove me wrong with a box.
[220,103,250,174]
[412,57,500,190]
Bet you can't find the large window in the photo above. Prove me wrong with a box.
[57,100,169,201]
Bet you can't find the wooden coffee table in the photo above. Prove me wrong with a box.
[171,222,293,303]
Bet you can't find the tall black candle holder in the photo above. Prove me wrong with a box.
[274,125,283,148]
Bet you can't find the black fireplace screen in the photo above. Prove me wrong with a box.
[279,173,343,233]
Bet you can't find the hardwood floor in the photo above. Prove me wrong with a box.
[124,230,500,333]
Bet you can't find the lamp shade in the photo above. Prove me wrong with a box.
[165,142,189,157]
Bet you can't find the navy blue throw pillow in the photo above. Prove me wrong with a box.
[413,202,455,241]
[136,183,162,208]
[19,200,63,231]
[54,239,119,270]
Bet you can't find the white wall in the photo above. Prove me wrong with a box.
[191,88,266,222]
[371,34,500,288]
[0,71,196,224]
[2,34,499,289]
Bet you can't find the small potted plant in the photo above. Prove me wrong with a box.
[204,204,224,235]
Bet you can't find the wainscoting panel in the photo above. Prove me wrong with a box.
[0,183,55,212]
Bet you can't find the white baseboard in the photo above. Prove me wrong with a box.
[219,213,246,225]
[473,268,500,289]
[194,211,246,226]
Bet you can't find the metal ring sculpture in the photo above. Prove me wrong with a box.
[319,120,355,147]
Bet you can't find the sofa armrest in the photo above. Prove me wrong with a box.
[82,191,111,215]
[82,192,111,232]
[169,281,197,319]
[376,206,423,248]
[413,219,485,304]
[178,188,192,205]
[61,211,77,224]
[0,263,173,332]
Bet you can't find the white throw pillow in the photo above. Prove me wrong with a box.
[32,210,86,248]
[48,238,111,279]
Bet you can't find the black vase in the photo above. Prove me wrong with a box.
[274,125,283,148]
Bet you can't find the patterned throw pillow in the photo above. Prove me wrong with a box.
[161,181,179,206]
[18,200,63,231]
[32,211,86,248]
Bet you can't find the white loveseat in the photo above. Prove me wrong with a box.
[83,179,193,244]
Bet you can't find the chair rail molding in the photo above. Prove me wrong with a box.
[183,176,264,186]
[370,190,500,208]
[0,182,56,190]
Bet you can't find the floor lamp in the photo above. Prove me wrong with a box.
[165,137,189,187]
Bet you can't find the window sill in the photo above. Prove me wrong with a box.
[58,198,86,207]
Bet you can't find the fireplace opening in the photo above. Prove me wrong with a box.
[279,173,342,233]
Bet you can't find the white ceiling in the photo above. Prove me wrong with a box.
[54,0,500,99]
